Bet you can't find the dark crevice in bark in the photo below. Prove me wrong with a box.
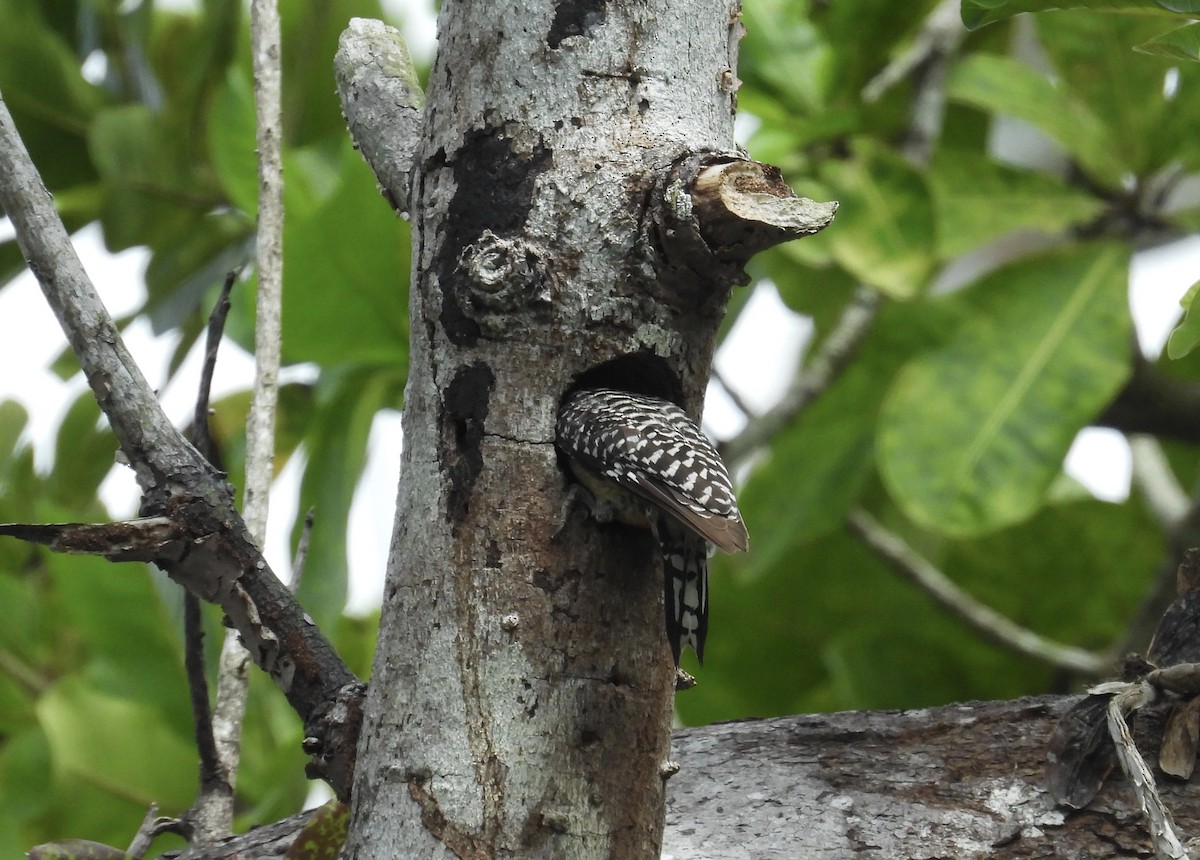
[564,351,683,404]
[442,362,496,524]
[547,0,610,48]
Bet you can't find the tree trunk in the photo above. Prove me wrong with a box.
[346,1,743,856]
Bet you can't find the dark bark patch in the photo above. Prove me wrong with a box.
[547,0,609,48]
[442,363,495,524]
[485,538,502,569]
[439,128,552,346]
[533,568,564,593]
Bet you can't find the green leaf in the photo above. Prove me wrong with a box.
[280,0,390,145]
[737,366,881,570]
[282,142,410,367]
[733,296,961,575]
[0,806,27,859]
[89,106,216,250]
[47,556,191,731]
[810,0,940,98]
[946,54,1128,185]
[928,149,1105,257]
[208,67,260,215]
[36,678,195,808]
[0,400,28,462]
[739,0,833,114]
[0,725,54,823]
[947,498,1158,648]
[47,392,117,511]
[0,237,28,286]
[682,517,1036,722]
[0,10,104,190]
[1167,279,1200,358]
[294,368,403,628]
[878,244,1131,535]
[1137,20,1200,59]
[961,0,1194,30]
[0,670,35,733]
[1038,12,1199,175]
[143,211,254,334]
[823,626,994,710]
[820,141,936,299]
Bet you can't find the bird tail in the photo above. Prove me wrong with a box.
[660,518,708,665]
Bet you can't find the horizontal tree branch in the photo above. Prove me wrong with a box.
[666,694,1198,859]
[167,694,1199,859]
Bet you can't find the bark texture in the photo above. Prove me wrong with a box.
[174,695,1200,859]
[664,695,1200,859]
[346,2,745,857]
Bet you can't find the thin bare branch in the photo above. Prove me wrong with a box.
[245,0,285,547]
[291,508,316,592]
[1131,435,1190,529]
[184,593,226,798]
[126,804,191,858]
[183,273,238,823]
[846,508,1110,675]
[720,286,881,468]
[183,258,241,846]
[862,0,963,105]
[190,270,237,471]
[864,0,965,165]
[197,0,288,840]
[709,365,756,422]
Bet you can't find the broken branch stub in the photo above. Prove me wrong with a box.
[656,154,837,288]
[335,18,425,218]
[692,158,838,252]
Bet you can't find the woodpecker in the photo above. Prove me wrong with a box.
[554,388,749,664]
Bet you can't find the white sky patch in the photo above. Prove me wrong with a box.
[345,410,404,615]
[1064,427,1132,503]
[380,0,439,65]
[705,282,812,440]
[1130,235,1200,359]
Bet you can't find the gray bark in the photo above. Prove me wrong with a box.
[664,695,1200,859]
[344,1,745,857]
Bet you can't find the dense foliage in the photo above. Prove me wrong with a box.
[1,0,1199,852]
